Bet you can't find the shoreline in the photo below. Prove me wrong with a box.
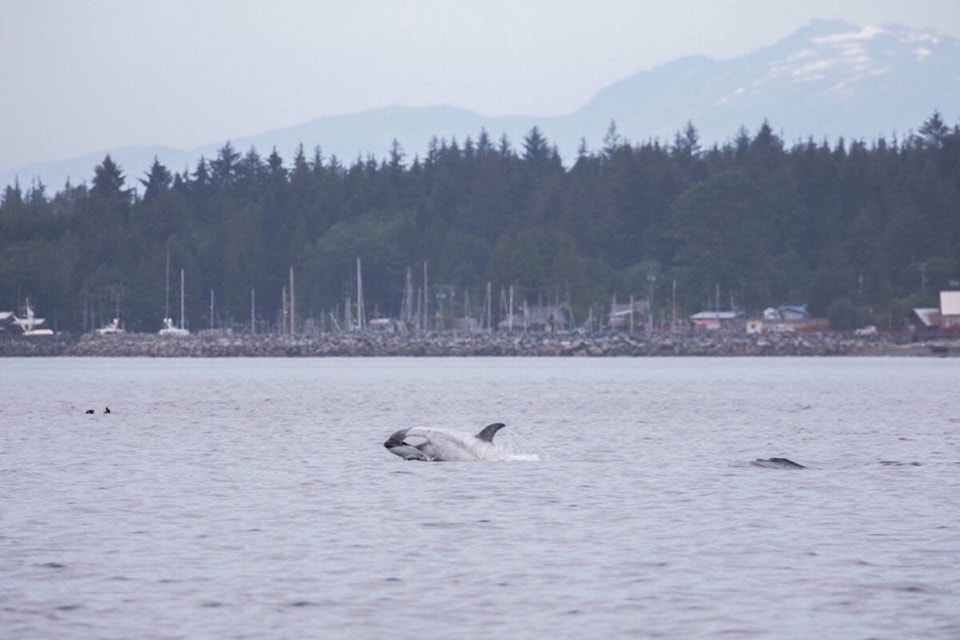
[2,331,958,358]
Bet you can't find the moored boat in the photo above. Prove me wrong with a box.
[13,299,54,336]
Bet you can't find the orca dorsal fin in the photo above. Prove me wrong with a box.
[476,422,506,443]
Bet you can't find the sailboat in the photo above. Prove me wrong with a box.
[159,264,190,336]
[158,317,189,336]
[14,298,54,336]
[96,290,125,335]
[95,317,125,335]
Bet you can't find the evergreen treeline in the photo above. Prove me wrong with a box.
[2,113,958,333]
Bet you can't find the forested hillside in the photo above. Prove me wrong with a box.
[2,114,958,333]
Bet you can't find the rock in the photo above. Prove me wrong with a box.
[0,329,954,358]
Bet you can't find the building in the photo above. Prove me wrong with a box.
[941,291,960,329]
[777,304,810,324]
[690,311,740,331]
[608,299,649,329]
[756,304,811,332]
[912,307,941,330]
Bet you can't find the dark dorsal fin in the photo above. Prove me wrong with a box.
[753,457,806,469]
[476,423,506,443]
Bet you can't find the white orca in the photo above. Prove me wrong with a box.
[384,422,509,461]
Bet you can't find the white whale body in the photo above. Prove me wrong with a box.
[384,423,533,461]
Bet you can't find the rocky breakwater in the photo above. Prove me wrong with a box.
[0,329,946,357]
[0,335,76,357]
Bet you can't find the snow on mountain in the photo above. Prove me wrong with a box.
[578,19,960,148]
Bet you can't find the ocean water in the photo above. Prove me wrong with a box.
[2,356,958,639]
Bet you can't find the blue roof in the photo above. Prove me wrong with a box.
[778,304,808,315]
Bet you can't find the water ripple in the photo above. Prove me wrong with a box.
[2,357,959,639]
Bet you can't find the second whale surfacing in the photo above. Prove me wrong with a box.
[752,457,806,469]
[384,422,523,461]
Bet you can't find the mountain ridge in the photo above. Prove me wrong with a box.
[4,19,958,191]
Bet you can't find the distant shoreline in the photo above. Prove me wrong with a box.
[2,331,957,358]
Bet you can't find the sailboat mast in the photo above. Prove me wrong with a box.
[415,288,422,333]
[179,269,185,330]
[485,281,492,332]
[403,267,414,325]
[356,257,365,331]
[164,250,170,320]
[423,261,428,331]
[289,266,296,335]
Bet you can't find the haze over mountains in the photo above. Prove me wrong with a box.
[5,19,958,193]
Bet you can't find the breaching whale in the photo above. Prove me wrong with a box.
[384,422,508,461]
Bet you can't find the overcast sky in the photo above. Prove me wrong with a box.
[3,0,959,171]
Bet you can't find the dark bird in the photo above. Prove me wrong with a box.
[104,407,111,414]
[85,409,94,414]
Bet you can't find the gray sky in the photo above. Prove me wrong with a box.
[3,0,959,171]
